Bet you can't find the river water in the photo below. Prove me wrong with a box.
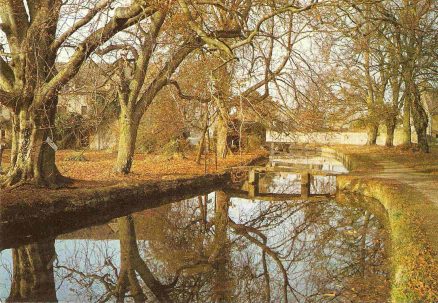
[0,151,390,302]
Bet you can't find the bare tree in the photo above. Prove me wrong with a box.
[0,0,157,187]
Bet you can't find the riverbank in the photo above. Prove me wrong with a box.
[329,145,438,302]
[0,149,268,248]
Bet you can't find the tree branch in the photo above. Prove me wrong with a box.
[128,10,166,107]
[231,3,317,50]
[0,57,14,91]
[0,88,17,108]
[134,37,203,118]
[50,0,112,52]
[167,80,210,103]
[0,0,30,44]
[40,2,156,108]
[177,0,233,57]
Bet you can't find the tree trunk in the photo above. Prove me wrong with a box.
[196,112,209,164]
[411,86,429,153]
[196,133,206,165]
[385,115,397,147]
[7,239,57,302]
[0,144,3,174]
[366,122,379,145]
[3,99,61,187]
[114,109,140,174]
[401,96,412,146]
[10,112,19,167]
[386,77,400,147]
[364,45,378,147]
[216,115,228,159]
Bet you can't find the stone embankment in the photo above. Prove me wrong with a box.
[323,147,438,303]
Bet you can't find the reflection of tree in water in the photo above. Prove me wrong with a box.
[259,173,336,196]
[303,205,389,302]
[54,215,176,302]
[115,215,173,302]
[309,176,336,195]
[7,238,57,302]
[35,192,388,302]
[259,173,301,195]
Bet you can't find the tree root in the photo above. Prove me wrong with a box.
[0,167,73,189]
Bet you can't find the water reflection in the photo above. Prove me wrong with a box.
[1,192,389,302]
[4,239,57,302]
[257,173,337,196]
[270,152,349,174]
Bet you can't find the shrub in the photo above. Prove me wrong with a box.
[161,137,192,157]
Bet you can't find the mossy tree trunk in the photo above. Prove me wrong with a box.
[10,112,20,168]
[400,62,417,148]
[196,110,209,164]
[411,84,429,152]
[110,11,202,174]
[402,67,429,152]
[114,106,140,174]
[364,46,379,146]
[401,91,412,147]
[7,239,57,302]
[385,75,401,147]
[212,58,232,159]
[216,114,229,159]
[4,99,61,187]
[385,116,397,147]
[366,121,379,145]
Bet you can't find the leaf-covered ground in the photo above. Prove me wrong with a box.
[1,149,267,185]
[0,149,267,212]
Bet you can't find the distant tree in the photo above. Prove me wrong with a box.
[318,0,436,151]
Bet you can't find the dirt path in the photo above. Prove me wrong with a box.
[352,153,438,249]
[367,157,438,207]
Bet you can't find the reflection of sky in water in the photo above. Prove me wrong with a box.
[259,173,301,194]
[0,249,12,299]
[258,173,337,195]
[0,241,121,302]
[0,195,387,302]
[259,152,347,195]
[0,154,389,302]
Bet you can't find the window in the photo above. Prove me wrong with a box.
[1,129,5,139]
[81,105,88,115]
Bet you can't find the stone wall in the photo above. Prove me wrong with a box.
[266,129,419,146]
